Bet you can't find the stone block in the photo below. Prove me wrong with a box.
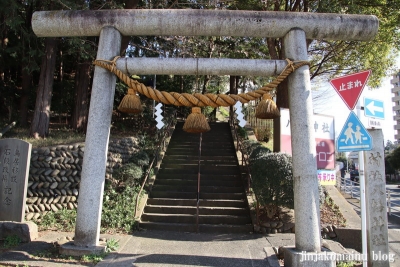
[334,228,362,252]
[0,221,38,242]
[59,241,106,257]
[283,247,336,267]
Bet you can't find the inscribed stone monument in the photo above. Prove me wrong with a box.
[0,138,31,222]
[364,130,390,267]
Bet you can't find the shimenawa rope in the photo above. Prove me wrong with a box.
[93,56,309,108]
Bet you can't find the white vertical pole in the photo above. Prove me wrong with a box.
[74,26,121,247]
[359,151,368,266]
[356,102,368,267]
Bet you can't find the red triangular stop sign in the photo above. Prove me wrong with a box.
[329,70,371,110]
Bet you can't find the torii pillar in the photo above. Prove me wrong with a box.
[282,29,335,267]
[73,27,121,247]
[60,26,121,256]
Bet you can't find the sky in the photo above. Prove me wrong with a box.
[312,69,397,144]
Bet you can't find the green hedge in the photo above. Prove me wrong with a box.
[250,152,294,209]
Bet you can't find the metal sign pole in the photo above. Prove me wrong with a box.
[359,151,368,266]
[357,102,368,267]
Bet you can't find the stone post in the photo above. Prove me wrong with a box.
[364,129,390,267]
[74,26,121,247]
[282,29,334,267]
[0,139,31,222]
[284,28,321,252]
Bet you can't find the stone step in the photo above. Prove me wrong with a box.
[173,132,232,135]
[168,141,233,146]
[138,221,253,233]
[151,185,244,193]
[141,213,252,225]
[165,150,236,156]
[159,163,239,169]
[146,198,248,208]
[150,191,246,200]
[156,172,240,180]
[157,167,240,175]
[143,205,249,216]
[169,137,233,142]
[161,157,237,164]
[154,178,242,187]
[168,140,233,145]
[140,121,252,233]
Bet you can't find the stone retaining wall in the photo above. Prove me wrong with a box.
[25,137,140,221]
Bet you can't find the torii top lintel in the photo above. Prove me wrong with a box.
[32,9,378,41]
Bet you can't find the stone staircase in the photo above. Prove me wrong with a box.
[140,121,252,233]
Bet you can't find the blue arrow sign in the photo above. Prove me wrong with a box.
[364,98,384,119]
[337,111,372,152]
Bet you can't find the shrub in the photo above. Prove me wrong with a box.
[319,184,326,206]
[242,140,260,155]
[251,152,293,210]
[130,151,150,167]
[113,163,143,186]
[254,127,272,142]
[101,186,140,233]
[249,145,271,164]
[237,126,248,140]
[137,134,156,152]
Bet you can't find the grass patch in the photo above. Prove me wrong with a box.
[1,118,145,148]
[38,209,77,232]
[105,238,119,253]
[31,237,120,266]
[336,261,361,267]
[3,235,22,248]
[2,126,85,148]
[80,252,108,265]
[33,247,104,266]
[35,188,141,234]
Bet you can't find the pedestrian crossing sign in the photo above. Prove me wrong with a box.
[337,111,372,152]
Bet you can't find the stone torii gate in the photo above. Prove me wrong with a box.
[32,9,378,266]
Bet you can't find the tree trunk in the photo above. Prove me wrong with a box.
[30,37,58,138]
[180,75,184,92]
[19,2,34,127]
[70,62,91,132]
[120,0,140,55]
[19,66,32,127]
[230,76,238,94]
[201,75,210,94]
[229,75,238,121]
